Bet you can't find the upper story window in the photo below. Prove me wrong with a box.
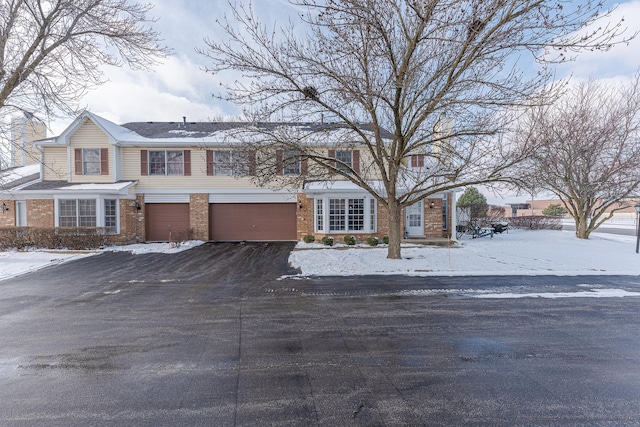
[329,149,360,174]
[149,150,184,175]
[410,154,425,168]
[214,150,250,176]
[75,148,108,175]
[283,150,301,176]
[335,150,352,173]
[83,149,101,175]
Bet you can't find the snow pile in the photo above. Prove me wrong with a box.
[104,240,205,255]
[0,250,96,282]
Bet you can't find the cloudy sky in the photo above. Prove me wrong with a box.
[48,0,640,136]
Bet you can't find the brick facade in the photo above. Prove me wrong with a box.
[116,196,145,244]
[189,193,209,241]
[0,200,15,227]
[26,199,54,228]
[296,195,450,243]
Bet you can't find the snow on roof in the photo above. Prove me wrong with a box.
[57,182,136,191]
[0,164,40,188]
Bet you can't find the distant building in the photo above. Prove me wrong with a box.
[9,115,46,168]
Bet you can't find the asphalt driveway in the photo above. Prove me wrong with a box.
[2,242,640,426]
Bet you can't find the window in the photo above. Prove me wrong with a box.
[149,150,184,175]
[76,148,107,175]
[315,196,375,232]
[369,199,377,232]
[410,154,424,168]
[348,199,364,231]
[283,150,301,176]
[57,199,117,232]
[329,199,346,231]
[442,193,448,230]
[316,199,324,231]
[58,200,78,227]
[105,199,117,234]
[58,199,96,227]
[214,150,249,176]
[78,200,97,226]
[83,149,101,175]
[335,150,352,173]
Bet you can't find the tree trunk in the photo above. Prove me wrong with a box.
[386,199,402,259]
[575,217,589,239]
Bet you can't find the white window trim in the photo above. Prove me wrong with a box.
[314,194,377,233]
[148,150,184,176]
[54,197,120,234]
[82,148,101,175]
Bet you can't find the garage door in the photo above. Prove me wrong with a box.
[145,203,190,242]
[209,203,296,241]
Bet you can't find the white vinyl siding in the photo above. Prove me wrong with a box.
[68,120,112,183]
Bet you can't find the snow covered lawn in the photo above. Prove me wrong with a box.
[289,229,640,276]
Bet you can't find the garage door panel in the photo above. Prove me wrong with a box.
[210,203,296,241]
[146,203,190,242]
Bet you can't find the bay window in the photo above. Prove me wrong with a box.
[315,196,376,233]
[56,198,119,233]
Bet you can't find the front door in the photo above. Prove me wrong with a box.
[405,201,423,237]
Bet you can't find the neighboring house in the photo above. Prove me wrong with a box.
[507,199,638,218]
[9,115,46,168]
[0,111,455,243]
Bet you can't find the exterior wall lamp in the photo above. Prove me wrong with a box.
[134,201,141,211]
[429,200,435,209]
[1,202,9,213]
[298,201,303,210]
[635,203,640,253]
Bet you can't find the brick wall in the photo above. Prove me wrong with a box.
[116,196,145,243]
[296,194,314,240]
[27,199,54,228]
[189,193,209,241]
[424,198,443,238]
[295,195,451,243]
[0,201,15,227]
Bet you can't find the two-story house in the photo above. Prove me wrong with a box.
[0,111,455,243]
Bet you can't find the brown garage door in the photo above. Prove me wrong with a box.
[209,203,296,241]
[145,203,190,242]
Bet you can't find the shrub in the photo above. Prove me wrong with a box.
[321,236,334,246]
[508,215,562,230]
[0,227,108,250]
[303,235,315,243]
[366,236,379,246]
[382,236,389,244]
[344,235,356,245]
[542,203,568,217]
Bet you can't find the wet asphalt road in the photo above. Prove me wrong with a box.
[2,242,640,426]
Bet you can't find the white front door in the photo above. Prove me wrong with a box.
[405,201,423,237]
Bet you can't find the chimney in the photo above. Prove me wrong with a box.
[182,116,186,127]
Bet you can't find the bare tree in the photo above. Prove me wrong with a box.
[201,0,630,258]
[514,75,640,239]
[0,0,168,121]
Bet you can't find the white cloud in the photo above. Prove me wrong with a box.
[555,0,640,79]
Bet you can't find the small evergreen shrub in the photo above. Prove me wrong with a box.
[321,236,334,246]
[366,236,379,246]
[303,235,315,243]
[344,235,356,245]
[382,236,389,244]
